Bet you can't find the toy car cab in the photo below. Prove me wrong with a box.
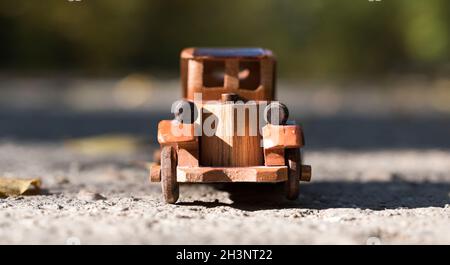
[150,47,311,203]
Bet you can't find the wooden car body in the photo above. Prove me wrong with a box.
[150,48,311,203]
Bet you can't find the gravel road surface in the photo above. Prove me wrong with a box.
[0,79,449,244]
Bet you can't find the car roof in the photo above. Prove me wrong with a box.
[181,47,273,59]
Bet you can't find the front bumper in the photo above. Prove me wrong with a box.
[150,165,311,183]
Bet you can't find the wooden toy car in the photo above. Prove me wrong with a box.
[150,48,311,203]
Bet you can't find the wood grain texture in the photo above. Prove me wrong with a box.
[200,102,263,167]
[177,166,288,183]
[262,124,304,149]
[157,120,196,144]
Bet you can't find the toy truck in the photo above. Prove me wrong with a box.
[150,48,311,203]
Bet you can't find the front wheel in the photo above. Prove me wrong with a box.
[285,148,300,200]
[160,145,179,204]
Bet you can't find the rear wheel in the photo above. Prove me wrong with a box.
[160,145,179,204]
[285,148,300,200]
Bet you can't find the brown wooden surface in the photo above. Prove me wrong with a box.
[224,59,239,89]
[285,148,300,200]
[301,165,312,182]
[200,102,263,167]
[149,164,161,182]
[262,124,304,149]
[187,85,274,102]
[181,58,189,98]
[187,59,203,95]
[177,141,199,167]
[264,148,285,166]
[183,48,276,102]
[150,164,310,183]
[160,146,179,203]
[157,120,196,145]
[177,166,287,183]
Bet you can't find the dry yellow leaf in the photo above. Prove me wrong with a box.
[0,178,42,197]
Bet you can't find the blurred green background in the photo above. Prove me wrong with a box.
[0,0,449,79]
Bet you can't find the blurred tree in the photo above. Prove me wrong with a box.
[0,0,448,79]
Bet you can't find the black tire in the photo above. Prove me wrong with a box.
[285,148,300,200]
[160,145,179,204]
